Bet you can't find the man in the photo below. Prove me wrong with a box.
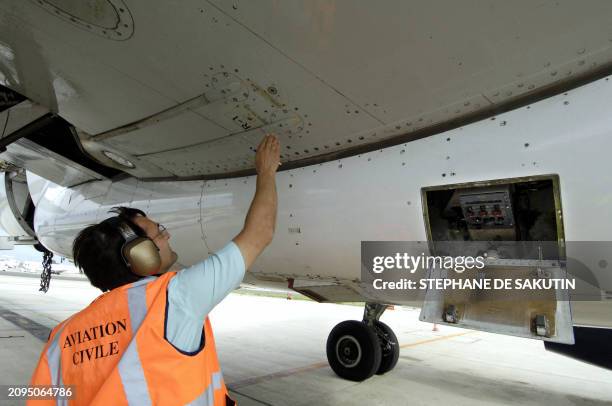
[29,135,281,405]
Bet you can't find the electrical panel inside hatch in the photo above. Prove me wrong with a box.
[419,175,572,344]
[423,175,563,260]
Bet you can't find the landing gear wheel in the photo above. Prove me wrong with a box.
[373,320,399,375]
[326,320,382,381]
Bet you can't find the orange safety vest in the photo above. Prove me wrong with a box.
[28,272,236,406]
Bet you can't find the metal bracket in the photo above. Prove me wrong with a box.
[443,305,458,323]
[363,302,387,326]
[4,171,36,238]
[534,314,550,337]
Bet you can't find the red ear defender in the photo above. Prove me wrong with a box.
[111,218,162,276]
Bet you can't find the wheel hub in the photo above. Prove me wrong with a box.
[336,335,362,368]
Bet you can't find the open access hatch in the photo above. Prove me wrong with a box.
[419,175,574,344]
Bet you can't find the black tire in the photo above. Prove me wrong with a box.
[373,320,400,375]
[326,320,382,382]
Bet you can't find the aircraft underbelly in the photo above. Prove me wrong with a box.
[32,75,612,328]
[3,1,612,179]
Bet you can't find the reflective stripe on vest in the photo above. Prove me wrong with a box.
[118,279,152,405]
[47,322,69,406]
[42,275,229,405]
[187,371,224,406]
[45,277,155,404]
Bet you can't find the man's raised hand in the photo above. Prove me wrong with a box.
[255,134,280,176]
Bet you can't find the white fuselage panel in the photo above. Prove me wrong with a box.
[33,75,612,327]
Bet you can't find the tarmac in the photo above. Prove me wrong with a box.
[1,272,612,405]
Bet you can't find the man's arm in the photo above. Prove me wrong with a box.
[233,134,280,269]
[165,135,279,352]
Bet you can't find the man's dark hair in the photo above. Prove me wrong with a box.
[73,206,148,291]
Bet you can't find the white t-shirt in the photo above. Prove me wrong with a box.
[165,242,245,352]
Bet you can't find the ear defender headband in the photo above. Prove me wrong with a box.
[106,217,162,276]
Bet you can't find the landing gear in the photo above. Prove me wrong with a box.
[326,320,381,381]
[372,320,399,375]
[326,303,400,381]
